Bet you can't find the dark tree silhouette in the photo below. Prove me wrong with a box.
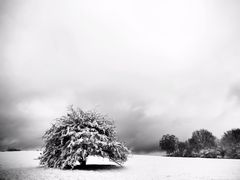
[174,141,188,157]
[159,134,178,155]
[221,128,240,159]
[188,129,216,152]
[40,106,130,169]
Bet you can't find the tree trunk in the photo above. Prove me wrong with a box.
[80,160,86,167]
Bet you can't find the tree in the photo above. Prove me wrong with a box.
[188,129,217,153]
[221,128,240,159]
[159,134,178,155]
[40,106,130,169]
[173,141,187,157]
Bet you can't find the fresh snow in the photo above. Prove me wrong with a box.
[0,151,240,180]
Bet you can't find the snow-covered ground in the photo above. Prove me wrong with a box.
[0,151,240,180]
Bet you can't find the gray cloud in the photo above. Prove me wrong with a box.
[0,73,43,150]
[1,0,240,152]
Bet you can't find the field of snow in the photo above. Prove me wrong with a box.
[0,151,240,180]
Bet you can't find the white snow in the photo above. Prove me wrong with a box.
[0,151,240,180]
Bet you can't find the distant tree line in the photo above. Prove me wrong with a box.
[159,129,240,159]
[6,147,21,151]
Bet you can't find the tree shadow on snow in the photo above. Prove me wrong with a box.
[73,164,124,171]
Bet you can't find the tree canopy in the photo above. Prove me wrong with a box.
[188,129,216,152]
[159,134,178,155]
[221,128,240,158]
[40,106,130,169]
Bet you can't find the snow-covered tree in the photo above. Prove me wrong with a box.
[40,106,130,169]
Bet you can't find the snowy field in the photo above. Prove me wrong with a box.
[0,151,240,180]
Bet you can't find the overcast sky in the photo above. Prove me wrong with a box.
[0,0,240,152]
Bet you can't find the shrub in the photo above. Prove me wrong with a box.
[199,148,221,158]
[40,106,130,169]
[171,141,185,157]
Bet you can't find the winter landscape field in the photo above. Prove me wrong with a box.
[0,151,240,180]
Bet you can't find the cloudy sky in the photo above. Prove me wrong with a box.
[0,0,240,152]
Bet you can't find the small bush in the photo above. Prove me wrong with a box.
[171,141,188,157]
[199,148,221,158]
[224,143,240,159]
